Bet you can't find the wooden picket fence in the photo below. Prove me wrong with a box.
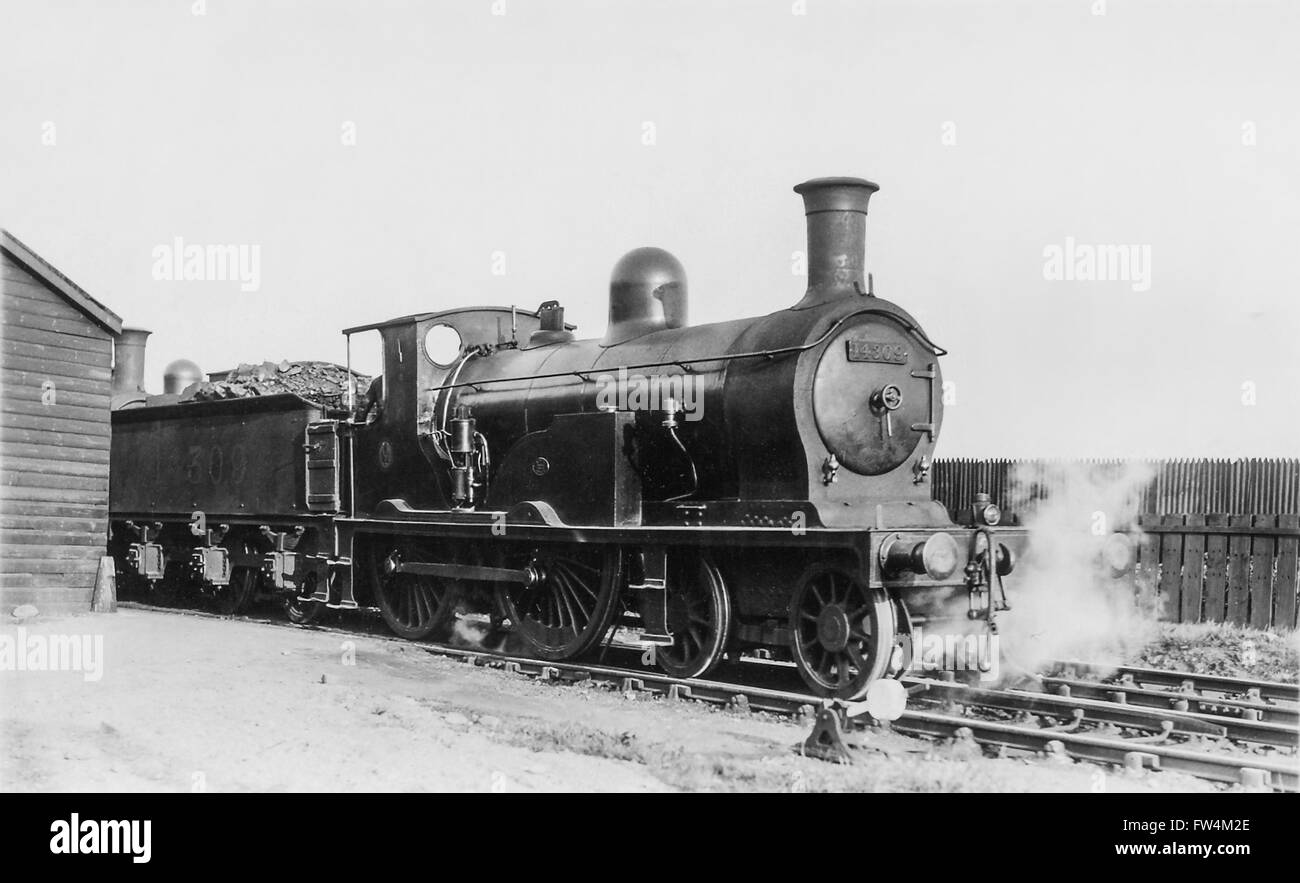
[1134,514,1299,631]
[933,458,1300,516]
[932,459,1300,630]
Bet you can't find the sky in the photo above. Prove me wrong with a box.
[2,0,1297,457]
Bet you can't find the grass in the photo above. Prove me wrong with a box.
[501,720,665,765]
[1127,621,1300,684]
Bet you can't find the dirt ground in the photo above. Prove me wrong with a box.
[0,608,1240,793]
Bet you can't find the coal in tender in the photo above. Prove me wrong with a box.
[181,360,371,409]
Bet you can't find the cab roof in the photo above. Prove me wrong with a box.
[342,305,552,335]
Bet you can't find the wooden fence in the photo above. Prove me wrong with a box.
[933,458,1300,517]
[1133,514,1299,631]
[932,459,1300,630]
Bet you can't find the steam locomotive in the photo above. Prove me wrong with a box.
[108,177,1025,699]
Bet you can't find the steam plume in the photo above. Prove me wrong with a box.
[998,460,1158,678]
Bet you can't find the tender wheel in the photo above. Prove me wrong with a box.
[212,544,256,616]
[789,564,897,700]
[285,571,325,626]
[497,544,621,661]
[371,543,457,640]
[151,561,185,607]
[656,551,731,679]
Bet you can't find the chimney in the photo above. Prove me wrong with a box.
[792,176,879,309]
[112,327,151,394]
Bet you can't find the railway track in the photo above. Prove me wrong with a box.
[117,601,1300,792]
[1039,676,1298,728]
[1049,660,1300,706]
[904,675,1297,749]
[1041,660,1299,730]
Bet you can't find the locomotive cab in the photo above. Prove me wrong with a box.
[344,306,564,515]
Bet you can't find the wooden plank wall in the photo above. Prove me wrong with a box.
[0,251,113,611]
[934,458,1300,517]
[1135,514,1300,630]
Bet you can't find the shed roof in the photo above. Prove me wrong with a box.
[1,229,124,335]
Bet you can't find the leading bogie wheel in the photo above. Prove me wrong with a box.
[789,563,897,700]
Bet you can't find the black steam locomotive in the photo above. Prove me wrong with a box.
[108,177,1025,699]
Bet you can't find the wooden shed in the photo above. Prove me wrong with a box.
[1,230,123,614]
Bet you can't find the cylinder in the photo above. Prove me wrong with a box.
[112,327,151,394]
[792,177,879,309]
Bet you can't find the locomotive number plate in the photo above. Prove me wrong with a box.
[846,339,908,364]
